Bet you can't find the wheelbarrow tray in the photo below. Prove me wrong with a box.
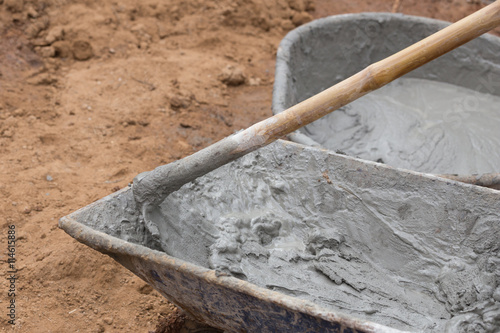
[59,140,500,332]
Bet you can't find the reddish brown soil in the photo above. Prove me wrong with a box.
[0,0,497,332]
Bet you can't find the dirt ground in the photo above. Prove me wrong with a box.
[0,0,497,332]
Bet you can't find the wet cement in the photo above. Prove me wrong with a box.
[272,13,500,175]
[302,77,500,175]
[131,141,500,333]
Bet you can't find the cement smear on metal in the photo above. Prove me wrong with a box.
[302,77,500,175]
[140,142,500,333]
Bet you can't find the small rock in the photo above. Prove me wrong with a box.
[219,65,246,86]
[31,37,50,47]
[292,11,313,27]
[24,16,50,38]
[52,41,72,58]
[3,116,16,127]
[170,96,184,108]
[176,140,191,151]
[137,283,153,295]
[169,93,192,109]
[280,19,295,31]
[72,40,93,61]
[40,46,55,58]
[27,73,57,86]
[157,22,171,39]
[130,23,145,33]
[305,0,315,11]
[103,317,113,325]
[252,15,270,31]
[45,26,64,44]
[287,0,306,11]
[12,109,25,117]
[248,77,261,86]
[26,5,38,18]
[1,129,13,138]
[4,0,24,13]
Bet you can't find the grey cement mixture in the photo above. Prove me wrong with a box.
[133,142,500,333]
[302,77,500,175]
